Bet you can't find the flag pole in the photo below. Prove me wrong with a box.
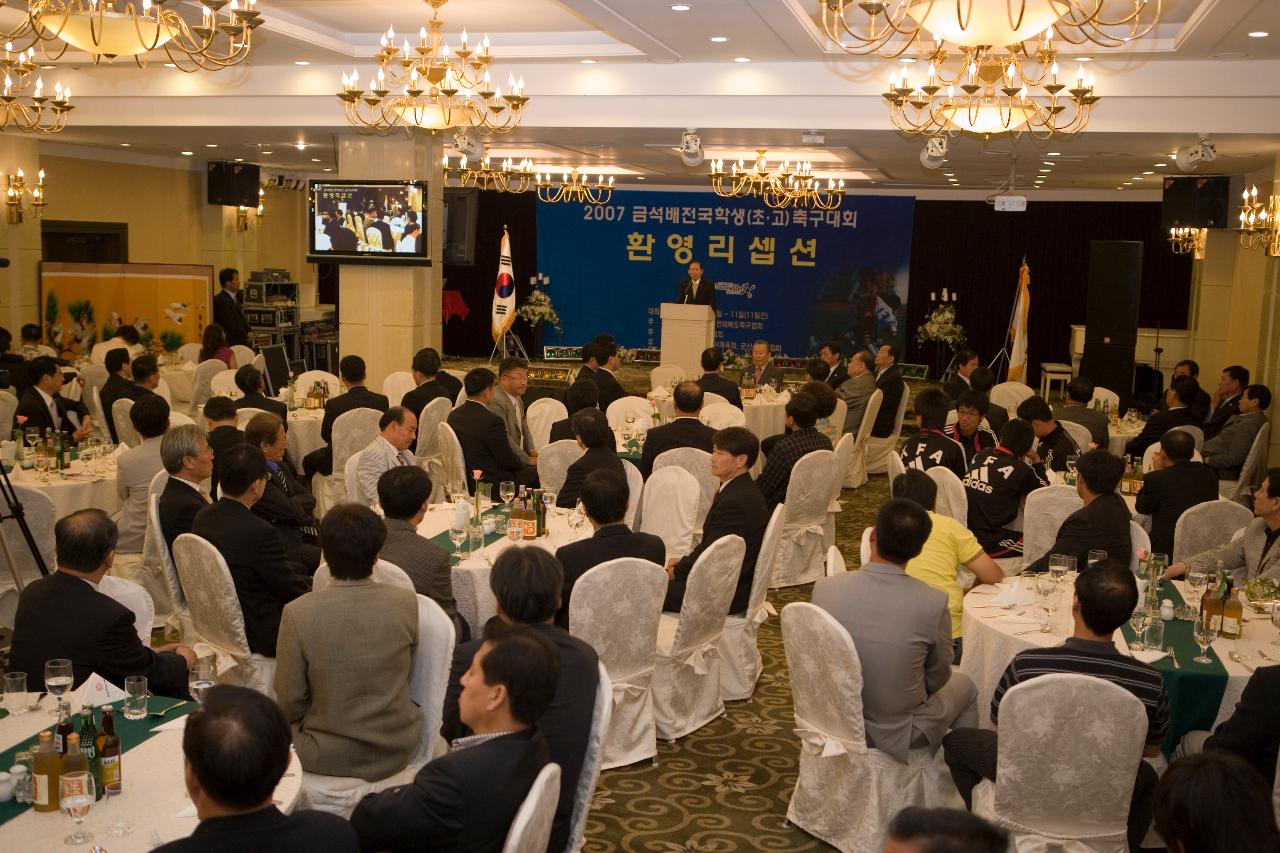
[988,257,1028,382]
[489,224,530,364]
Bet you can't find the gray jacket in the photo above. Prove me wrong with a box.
[1186,517,1280,584]
[487,388,534,465]
[836,372,877,434]
[1203,412,1268,480]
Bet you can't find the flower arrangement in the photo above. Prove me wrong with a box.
[616,346,636,364]
[517,286,562,335]
[916,303,967,349]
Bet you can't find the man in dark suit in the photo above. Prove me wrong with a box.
[1026,449,1132,573]
[245,412,321,574]
[1203,384,1271,480]
[550,378,606,446]
[640,381,716,478]
[592,340,627,412]
[401,347,457,442]
[192,445,311,657]
[301,355,390,480]
[212,267,251,347]
[696,347,743,409]
[555,468,665,629]
[1176,665,1280,789]
[574,341,600,384]
[156,685,358,852]
[439,549,598,853]
[818,340,848,390]
[943,348,979,402]
[323,209,359,253]
[1204,364,1249,441]
[556,409,625,509]
[14,356,93,440]
[1125,375,1203,458]
[98,347,152,442]
[233,364,287,421]
[203,396,244,498]
[1169,359,1213,423]
[872,343,906,439]
[746,340,786,390]
[8,509,195,699]
[663,426,769,615]
[158,424,214,554]
[1135,429,1222,556]
[446,367,538,488]
[1052,376,1111,449]
[677,259,716,308]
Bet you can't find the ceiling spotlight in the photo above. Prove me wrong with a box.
[709,36,728,43]
[1038,168,1051,173]
[295,142,307,151]
[943,172,955,177]
[581,59,596,63]
[1142,171,1154,175]
[206,144,218,148]
[181,151,194,156]
[261,150,274,155]
[1123,181,1132,185]
[900,57,915,63]
[670,3,691,10]
[234,158,244,162]
[734,56,750,62]
[311,158,322,162]
[1074,57,1092,62]
[295,61,311,66]
[1174,136,1217,172]
[1248,31,1269,38]
[323,168,332,172]
[164,63,177,68]
[636,176,647,181]
[1155,162,1167,167]
[1048,151,1061,156]
[451,128,484,160]
[920,136,947,169]
[679,128,704,167]
[120,143,131,147]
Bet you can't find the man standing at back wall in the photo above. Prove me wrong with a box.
[213,267,251,347]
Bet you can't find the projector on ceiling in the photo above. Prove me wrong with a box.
[994,195,1027,212]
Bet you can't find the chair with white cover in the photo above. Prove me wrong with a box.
[1022,486,1083,567]
[701,391,730,409]
[1172,499,1254,563]
[991,381,1035,418]
[652,534,744,741]
[501,763,561,853]
[177,342,202,364]
[1090,387,1121,412]
[171,533,275,696]
[168,410,194,427]
[771,450,839,588]
[566,662,613,851]
[112,398,141,448]
[0,391,15,436]
[188,359,227,417]
[844,389,884,489]
[926,466,968,527]
[323,407,382,510]
[1060,419,1093,453]
[416,397,455,502]
[1169,424,1204,451]
[80,363,108,414]
[971,674,1147,852]
[142,478,192,640]
[231,345,255,369]
[88,386,108,433]
[1129,522,1151,575]
[606,396,656,433]
[344,450,366,504]
[826,545,846,576]
[1140,441,1203,473]
[653,447,717,537]
[782,602,960,853]
[570,558,666,769]
[436,422,467,493]
[865,388,909,476]
[235,407,268,430]
[0,485,55,602]
[885,450,907,495]
[824,434,855,550]
[701,401,745,429]
[294,370,341,398]
[382,371,416,406]
[649,364,685,391]
[621,459,643,528]
[719,504,783,702]
[638,466,700,561]
[859,527,872,565]
[536,439,584,495]
[313,559,416,593]
[209,370,238,398]
[1220,421,1271,504]
[155,376,173,404]
[252,353,266,376]
[830,398,848,438]
[526,397,567,452]
[98,576,155,645]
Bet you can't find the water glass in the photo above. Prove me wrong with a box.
[1143,618,1165,652]
[1087,549,1108,568]
[1048,554,1075,586]
[45,658,72,715]
[467,522,485,558]
[1129,608,1150,651]
[59,770,95,845]
[3,671,27,715]
[188,661,215,705]
[1035,576,1058,633]
[1148,553,1169,579]
[541,489,558,516]
[122,676,148,721]
[499,481,515,516]
[1193,616,1216,664]
[448,524,467,559]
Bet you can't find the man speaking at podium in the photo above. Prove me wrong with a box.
[677,260,716,309]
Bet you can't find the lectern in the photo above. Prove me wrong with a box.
[659,303,715,376]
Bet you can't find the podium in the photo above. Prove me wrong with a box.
[659,303,715,376]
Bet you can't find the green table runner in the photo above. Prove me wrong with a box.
[1120,581,1229,756]
[432,507,517,564]
[0,694,192,826]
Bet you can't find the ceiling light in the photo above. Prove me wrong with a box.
[709,36,728,43]
[636,176,647,181]
[1043,161,1055,165]
[1142,170,1154,175]
[311,158,322,162]
[580,59,596,64]
[900,57,915,63]
[234,158,244,162]
[943,172,954,176]
[670,4,691,10]
[1132,176,1144,180]
[1048,151,1061,156]
[323,168,332,172]
[1248,31,1269,38]
[295,60,310,66]
[120,143,130,147]
[205,144,218,148]
[1038,168,1051,173]
[181,151,194,156]
[1123,181,1132,185]
[734,56,750,62]
[1155,162,1167,167]
[1074,57,1092,62]
[261,150,273,155]
[164,63,176,68]
[40,64,56,70]
[295,142,306,150]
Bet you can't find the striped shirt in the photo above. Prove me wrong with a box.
[992,638,1169,745]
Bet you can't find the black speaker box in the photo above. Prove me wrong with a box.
[1085,241,1142,347]
[1080,342,1136,412]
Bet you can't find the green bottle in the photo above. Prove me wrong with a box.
[78,706,102,799]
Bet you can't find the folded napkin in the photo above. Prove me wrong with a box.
[991,585,1037,607]
[1130,649,1168,664]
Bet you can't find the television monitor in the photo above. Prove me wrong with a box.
[208,161,261,207]
[260,343,291,397]
[443,188,478,265]
[307,180,430,266]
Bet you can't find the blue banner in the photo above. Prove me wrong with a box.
[535,190,914,358]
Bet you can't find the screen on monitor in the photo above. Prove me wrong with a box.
[307,180,430,266]
[260,343,291,397]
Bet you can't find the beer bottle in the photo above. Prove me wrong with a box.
[1220,580,1244,639]
[98,705,122,794]
[54,702,73,755]
[61,733,88,775]
[78,706,102,798]
[32,730,61,812]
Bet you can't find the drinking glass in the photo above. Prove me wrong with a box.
[1271,603,1280,647]
[467,522,485,561]
[1036,576,1058,633]
[59,770,95,846]
[541,489,558,517]
[622,414,635,441]
[188,661,215,705]
[1185,570,1208,620]
[45,658,72,715]
[447,481,467,505]
[1193,616,1216,664]
[34,445,49,478]
[3,671,27,715]
[122,675,148,721]
[1129,608,1150,651]
[1148,553,1169,580]
[1065,455,1079,482]
[1048,554,1074,587]
[499,481,515,517]
[1087,549,1108,568]
[24,427,39,454]
[448,523,467,560]
[570,500,587,535]
[1143,618,1165,652]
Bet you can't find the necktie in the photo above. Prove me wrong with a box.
[49,400,61,430]
[397,451,410,466]
[756,367,763,384]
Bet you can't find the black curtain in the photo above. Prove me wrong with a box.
[442,191,537,357]
[907,200,1192,383]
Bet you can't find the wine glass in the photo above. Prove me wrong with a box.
[1186,570,1208,620]
[1128,608,1150,651]
[569,500,587,535]
[1193,615,1216,664]
[188,661,215,705]
[45,658,72,716]
[1048,554,1074,588]
[541,489,557,517]
[34,444,49,480]
[499,481,515,518]
[1035,576,1058,633]
[59,770,95,845]
[448,522,468,560]
[447,481,467,506]
[1087,549,1108,568]
[622,414,635,441]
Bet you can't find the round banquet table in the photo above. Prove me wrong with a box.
[7,448,124,519]
[285,409,325,472]
[646,390,787,439]
[160,362,197,405]
[959,577,1261,731]
[1108,421,1144,457]
[0,687,301,850]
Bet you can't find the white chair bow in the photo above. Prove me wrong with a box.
[771,449,839,588]
[718,504,784,702]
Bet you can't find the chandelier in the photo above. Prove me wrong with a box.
[1166,227,1204,258]
[0,44,73,134]
[5,168,48,223]
[819,0,1161,57]
[337,0,529,135]
[1238,185,1279,257]
[709,150,845,210]
[535,168,614,205]
[21,0,263,71]
[881,37,1098,138]
[442,151,534,193]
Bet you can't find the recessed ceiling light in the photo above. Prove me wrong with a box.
[943,172,954,177]
[294,60,310,66]
[234,158,244,162]
[581,59,596,63]
[1038,168,1051,173]
[120,143,130,147]
[181,151,194,156]
[709,36,728,43]
[164,63,176,68]
[900,57,915,63]
[1142,170,1154,175]
[1043,161,1055,165]
[295,142,307,150]
[1074,57,1092,62]
[1123,181,1132,185]
[310,158,321,163]
[734,56,750,62]
[205,144,218,148]
[1132,176,1144,180]
[1155,162,1167,167]
[1249,31,1269,38]
[323,168,332,172]
[261,150,273,155]
[670,3,691,10]
[1047,151,1061,156]
[40,64,55,70]
[636,176,647,181]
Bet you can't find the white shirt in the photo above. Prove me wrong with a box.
[35,386,61,429]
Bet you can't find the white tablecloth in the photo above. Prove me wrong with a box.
[0,687,302,851]
[646,391,787,440]
[161,363,197,405]
[1109,422,1143,457]
[415,507,589,632]
[959,578,1262,730]
[8,448,123,519]
[286,409,325,472]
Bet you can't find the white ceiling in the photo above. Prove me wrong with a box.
[17,0,1280,195]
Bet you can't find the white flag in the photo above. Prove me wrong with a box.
[1008,261,1030,384]
[491,227,517,341]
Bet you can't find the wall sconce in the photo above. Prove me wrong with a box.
[1238,185,1279,257]
[1167,227,1206,259]
[236,190,266,232]
[5,168,47,224]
